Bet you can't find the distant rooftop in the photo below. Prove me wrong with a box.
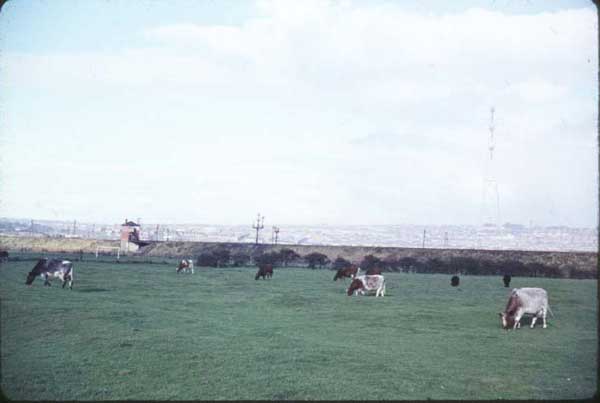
[122,219,139,227]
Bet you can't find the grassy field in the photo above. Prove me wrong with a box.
[0,259,596,400]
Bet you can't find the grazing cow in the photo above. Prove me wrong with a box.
[451,275,460,287]
[347,275,386,297]
[333,265,360,281]
[25,259,74,289]
[0,251,8,263]
[499,287,553,330]
[176,259,194,274]
[366,267,383,275]
[255,264,273,280]
[503,274,511,287]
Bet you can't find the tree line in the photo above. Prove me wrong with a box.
[194,249,594,279]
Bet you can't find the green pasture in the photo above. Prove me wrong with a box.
[0,259,597,400]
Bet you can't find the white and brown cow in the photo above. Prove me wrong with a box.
[499,287,553,330]
[176,259,194,274]
[25,258,74,289]
[347,274,385,297]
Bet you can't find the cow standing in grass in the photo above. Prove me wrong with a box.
[333,265,359,281]
[347,275,386,297]
[176,259,194,274]
[25,258,74,289]
[499,287,553,330]
[255,264,273,280]
[503,274,511,287]
[451,275,460,287]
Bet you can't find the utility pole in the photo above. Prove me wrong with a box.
[30,219,34,236]
[252,213,265,244]
[72,220,77,236]
[422,229,426,248]
[443,231,449,248]
[274,226,280,245]
[155,224,160,241]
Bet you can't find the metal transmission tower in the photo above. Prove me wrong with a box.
[481,107,501,227]
[252,213,265,244]
[272,226,280,245]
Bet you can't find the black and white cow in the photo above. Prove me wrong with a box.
[25,258,74,289]
[499,287,553,330]
[347,274,386,297]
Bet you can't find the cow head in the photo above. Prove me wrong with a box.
[25,271,37,285]
[498,312,516,330]
[347,278,364,296]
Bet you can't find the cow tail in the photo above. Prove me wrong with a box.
[547,305,555,318]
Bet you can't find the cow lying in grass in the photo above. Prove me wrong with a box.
[176,259,194,274]
[347,275,385,297]
[255,264,273,280]
[333,265,359,281]
[499,287,553,330]
[25,258,74,289]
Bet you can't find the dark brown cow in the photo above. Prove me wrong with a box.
[0,251,8,263]
[451,275,460,287]
[333,265,359,281]
[255,264,273,280]
[366,267,383,275]
[503,274,511,287]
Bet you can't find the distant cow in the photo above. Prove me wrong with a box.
[366,267,383,275]
[451,275,460,287]
[255,264,273,280]
[25,258,74,289]
[0,251,8,263]
[176,259,194,274]
[503,274,511,287]
[347,275,386,297]
[334,265,359,281]
[499,287,553,330]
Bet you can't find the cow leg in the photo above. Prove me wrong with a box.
[530,316,538,328]
[542,309,547,329]
[513,309,524,330]
[42,274,51,286]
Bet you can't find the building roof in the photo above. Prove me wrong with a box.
[122,219,139,227]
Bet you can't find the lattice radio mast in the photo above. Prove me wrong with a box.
[481,107,501,227]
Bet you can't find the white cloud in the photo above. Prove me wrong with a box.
[1,1,597,226]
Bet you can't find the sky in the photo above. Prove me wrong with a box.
[0,0,597,227]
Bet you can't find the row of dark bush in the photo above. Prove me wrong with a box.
[4,247,593,279]
[193,248,595,279]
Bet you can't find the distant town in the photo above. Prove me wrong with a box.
[0,217,596,252]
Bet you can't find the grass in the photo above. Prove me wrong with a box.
[0,258,597,400]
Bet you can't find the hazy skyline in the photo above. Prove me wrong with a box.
[0,0,597,227]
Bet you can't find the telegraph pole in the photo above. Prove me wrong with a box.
[252,213,265,244]
[274,226,280,245]
[72,220,77,236]
[422,229,426,248]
